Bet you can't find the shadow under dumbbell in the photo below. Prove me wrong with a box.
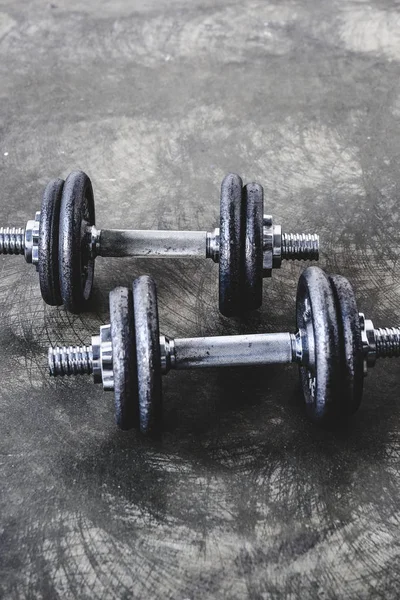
[161,364,289,436]
[51,375,399,533]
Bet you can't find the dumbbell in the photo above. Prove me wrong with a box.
[0,172,319,316]
[48,266,400,435]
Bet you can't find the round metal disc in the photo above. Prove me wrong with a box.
[296,266,341,425]
[329,274,364,417]
[219,173,245,317]
[132,275,163,436]
[242,182,263,311]
[59,171,95,313]
[38,178,64,306]
[109,286,139,430]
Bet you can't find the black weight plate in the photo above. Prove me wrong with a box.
[296,266,341,425]
[242,182,263,311]
[329,274,364,417]
[219,173,245,317]
[38,178,64,306]
[110,286,139,430]
[59,171,95,313]
[132,275,163,436]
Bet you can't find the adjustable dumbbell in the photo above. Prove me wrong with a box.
[0,172,319,316]
[48,266,400,435]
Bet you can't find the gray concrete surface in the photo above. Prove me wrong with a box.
[1,0,400,598]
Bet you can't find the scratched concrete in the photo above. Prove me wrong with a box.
[1,0,400,598]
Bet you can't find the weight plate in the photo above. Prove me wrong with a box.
[242,182,263,311]
[59,171,95,313]
[219,173,245,317]
[132,275,163,436]
[110,286,139,430]
[329,274,364,417]
[38,178,64,306]
[296,266,341,425]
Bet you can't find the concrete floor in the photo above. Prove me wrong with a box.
[1,0,400,598]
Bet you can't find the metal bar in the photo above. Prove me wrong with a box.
[173,332,295,369]
[98,229,208,258]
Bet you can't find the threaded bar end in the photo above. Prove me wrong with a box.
[48,345,93,376]
[374,328,400,359]
[281,233,319,261]
[0,227,25,255]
